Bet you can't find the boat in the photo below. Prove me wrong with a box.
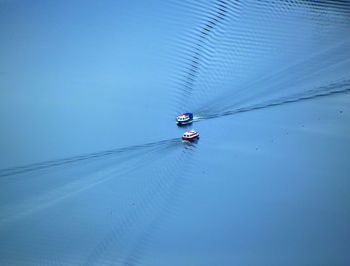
[182,130,199,141]
[176,113,193,125]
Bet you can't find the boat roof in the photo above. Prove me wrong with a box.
[178,112,193,116]
[184,130,197,134]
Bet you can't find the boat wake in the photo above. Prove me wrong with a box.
[168,0,350,118]
[0,138,185,224]
[194,79,350,121]
[0,138,180,178]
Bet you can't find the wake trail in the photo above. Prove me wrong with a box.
[0,138,179,178]
[167,0,241,111]
[82,143,196,266]
[194,79,350,121]
[0,139,183,226]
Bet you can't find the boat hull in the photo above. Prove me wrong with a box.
[182,134,199,141]
[176,119,193,126]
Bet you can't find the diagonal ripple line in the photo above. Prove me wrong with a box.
[120,144,198,266]
[0,141,183,227]
[196,79,350,121]
[0,138,180,178]
[166,0,242,112]
[172,0,350,115]
[82,143,195,266]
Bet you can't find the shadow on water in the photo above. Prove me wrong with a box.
[176,123,194,129]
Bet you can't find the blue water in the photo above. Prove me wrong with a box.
[1,0,350,265]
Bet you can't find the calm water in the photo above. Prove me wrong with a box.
[0,0,350,265]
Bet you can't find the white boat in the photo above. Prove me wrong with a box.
[182,130,199,141]
[176,113,194,125]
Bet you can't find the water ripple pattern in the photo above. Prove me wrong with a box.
[0,0,349,265]
[165,0,350,117]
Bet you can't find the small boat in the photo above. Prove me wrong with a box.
[182,130,199,141]
[176,113,193,125]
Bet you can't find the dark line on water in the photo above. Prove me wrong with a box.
[196,80,350,121]
[0,138,180,178]
[120,143,198,266]
[170,0,241,111]
[82,143,197,266]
